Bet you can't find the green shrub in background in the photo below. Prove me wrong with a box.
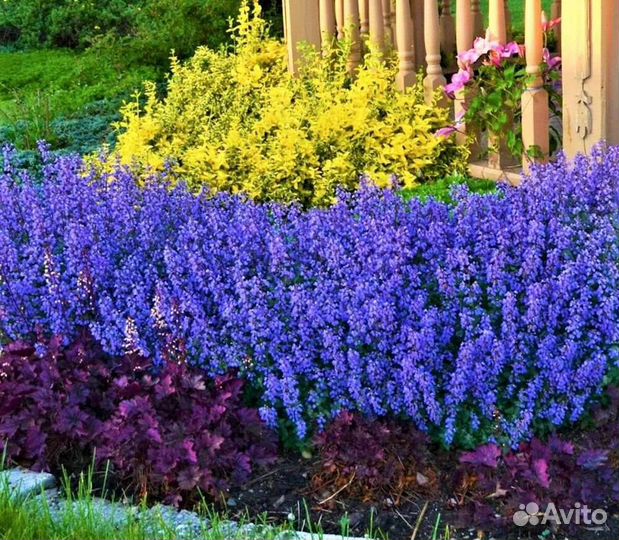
[0,48,158,154]
[0,0,241,64]
[0,1,134,50]
[123,0,242,65]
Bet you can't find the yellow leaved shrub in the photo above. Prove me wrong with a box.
[114,1,468,206]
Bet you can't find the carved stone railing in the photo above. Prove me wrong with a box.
[283,0,619,181]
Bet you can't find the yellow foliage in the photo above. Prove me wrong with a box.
[114,0,468,206]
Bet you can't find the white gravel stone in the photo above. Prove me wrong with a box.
[142,504,210,539]
[0,468,56,499]
[278,533,369,540]
[1,469,372,540]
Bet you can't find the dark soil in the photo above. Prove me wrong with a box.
[227,457,619,540]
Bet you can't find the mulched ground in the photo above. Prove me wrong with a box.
[226,457,619,540]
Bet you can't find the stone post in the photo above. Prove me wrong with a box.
[396,0,417,89]
[284,0,322,75]
[521,0,549,167]
[562,0,619,157]
[424,0,447,103]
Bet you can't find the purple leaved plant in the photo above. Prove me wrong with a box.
[312,411,437,504]
[453,435,619,530]
[0,332,278,505]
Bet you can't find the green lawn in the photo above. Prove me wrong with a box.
[0,48,160,153]
[479,0,554,34]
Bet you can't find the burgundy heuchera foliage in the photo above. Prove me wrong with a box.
[99,365,278,504]
[453,435,619,530]
[0,333,278,505]
[313,411,437,504]
[0,334,121,470]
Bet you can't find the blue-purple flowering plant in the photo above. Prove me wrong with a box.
[1,143,619,448]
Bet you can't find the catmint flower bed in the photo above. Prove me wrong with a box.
[1,144,619,447]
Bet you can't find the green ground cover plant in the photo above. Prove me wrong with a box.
[450,0,554,35]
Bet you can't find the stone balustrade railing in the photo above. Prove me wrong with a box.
[283,0,619,180]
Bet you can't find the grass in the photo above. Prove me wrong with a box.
[479,0,554,34]
[0,458,462,540]
[0,473,289,540]
[402,175,499,204]
[0,47,160,152]
[0,463,389,540]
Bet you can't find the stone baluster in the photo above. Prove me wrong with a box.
[423,0,446,103]
[487,0,518,168]
[320,0,337,47]
[488,0,506,44]
[359,0,370,41]
[335,0,345,39]
[369,0,386,53]
[344,0,362,73]
[521,0,549,166]
[284,0,322,74]
[453,0,481,158]
[396,0,416,90]
[456,0,473,58]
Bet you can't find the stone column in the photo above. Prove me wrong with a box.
[521,0,549,167]
[344,0,362,73]
[396,0,416,89]
[424,0,447,103]
[369,0,386,53]
[488,0,506,43]
[284,0,322,74]
[320,0,337,46]
[562,0,619,157]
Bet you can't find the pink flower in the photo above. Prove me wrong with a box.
[435,126,458,138]
[501,42,522,58]
[486,41,522,67]
[435,110,466,139]
[541,11,561,32]
[457,36,502,68]
[458,48,482,66]
[444,68,472,98]
[475,35,501,56]
[543,47,562,70]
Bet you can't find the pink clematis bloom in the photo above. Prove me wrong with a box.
[501,42,522,58]
[543,47,562,70]
[435,110,466,139]
[435,125,458,138]
[458,35,502,67]
[475,35,501,55]
[486,41,523,67]
[458,47,482,66]
[541,11,561,32]
[444,68,473,98]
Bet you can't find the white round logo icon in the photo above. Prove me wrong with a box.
[513,502,540,526]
